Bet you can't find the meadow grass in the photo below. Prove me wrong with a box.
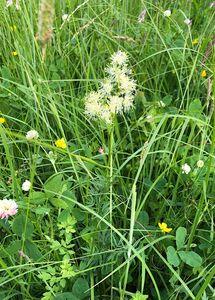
[0,0,215,299]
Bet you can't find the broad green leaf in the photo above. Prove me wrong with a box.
[55,293,79,300]
[167,246,180,267]
[25,240,42,261]
[188,99,202,118]
[58,209,70,223]
[44,174,63,198]
[50,198,68,209]
[29,191,47,204]
[72,278,90,299]
[33,207,51,215]
[137,211,149,226]
[178,251,202,267]
[176,227,187,250]
[0,240,22,258]
[132,291,148,300]
[12,215,34,238]
[162,95,172,106]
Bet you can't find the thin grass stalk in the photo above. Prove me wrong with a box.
[121,184,137,300]
[109,125,114,299]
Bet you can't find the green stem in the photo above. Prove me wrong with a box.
[121,184,137,300]
[90,271,95,300]
[109,126,114,299]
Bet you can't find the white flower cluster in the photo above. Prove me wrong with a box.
[84,51,137,124]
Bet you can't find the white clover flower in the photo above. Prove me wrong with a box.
[26,130,39,140]
[62,14,69,21]
[184,19,192,26]
[182,163,191,174]
[0,199,18,219]
[22,180,31,192]
[164,10,171,17]
[108,96,123,113]
[197,160,204,168]
[111,51,128,66]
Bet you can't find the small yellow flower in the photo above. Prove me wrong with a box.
[192,38,198,45]
[201,70,207,78]
[0,117,6,124]
[12,51,18,56]
[55,138,67,149]
[158,222,172,233]
[10,25,17,32]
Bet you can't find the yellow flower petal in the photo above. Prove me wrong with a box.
[10,25,17,32]
[192,38,198,45]
[158,222,172,233]
[201,70,207,78]
[0,117,6,124]
[55,138,67,149]
[12,51,18,56]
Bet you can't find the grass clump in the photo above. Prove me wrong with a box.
[0,0,215,299]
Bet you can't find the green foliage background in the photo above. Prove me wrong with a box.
[0,0,214,299]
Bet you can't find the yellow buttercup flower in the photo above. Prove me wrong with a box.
[192,38,198,45]
[158,222,172,233]
[201,70,207,78]
[0,117,6,124]
[55,138,67,149]
[12,51,18,56]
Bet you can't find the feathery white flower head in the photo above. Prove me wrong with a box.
[22,180,31,192]
[108,96,124,113]
[84,51,137,124]
[182,163,191,174]
[99,107,112,124]
[184,19,192,26]
[164,10,171,17]
[111,51,128,66]
[209,2,215,8]
[85,92,102,118]
[101,80,113,95]
[0,199,18,219]
[138,9,147,23]
[26,130,39,140]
